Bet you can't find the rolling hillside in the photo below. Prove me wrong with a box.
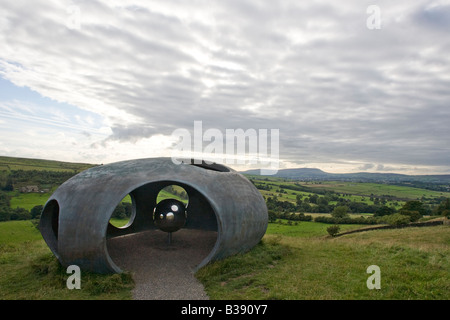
[0,155,96,172]
[241,167,450,192]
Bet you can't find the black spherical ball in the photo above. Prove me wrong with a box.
[153,199,187,233]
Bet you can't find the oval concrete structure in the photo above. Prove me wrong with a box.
[39,158,268,273]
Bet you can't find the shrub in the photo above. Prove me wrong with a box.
[382,213,411,226]
[327,225,340,237]
[9,207,31,220]
[298,213,312,221]
[314,215,378,225]
[398,210,422,222]
[111,202,132,220]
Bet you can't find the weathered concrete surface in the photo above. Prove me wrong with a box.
[39,158,268,273]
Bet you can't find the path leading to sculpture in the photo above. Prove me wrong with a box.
[107,229,217,300]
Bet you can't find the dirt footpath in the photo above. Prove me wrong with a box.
[107,229,217,300]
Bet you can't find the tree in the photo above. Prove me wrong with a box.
[0,206,11,221]
[300,202,311,212]
[401,200,426,216]
[399,200,425,222]
[374,206,396,217]
[30,205,44,219]
[309,194,319,204]
[0,191,10,207]
[331,206,349,219]
[433,198,450,218]
[3,177,14,191]
[111,203,126,219]
[122,202,133,217]
[268,210,278,222]
[317,197,329,206]
[296,194,303,207]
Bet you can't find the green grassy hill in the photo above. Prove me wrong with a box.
[246,175,450,216]
[0,220,134,299]
[0,156,96,172]
[197,223,450,300]
[1,219,448,300]
[0,156,97,212]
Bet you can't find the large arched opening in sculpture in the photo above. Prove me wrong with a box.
[105,179,220,272]
[39,158,268,274]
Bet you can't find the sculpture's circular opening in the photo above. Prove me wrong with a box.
[39,199,60,257]
[106,180,219,273]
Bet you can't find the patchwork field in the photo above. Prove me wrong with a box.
[302,181,449,200]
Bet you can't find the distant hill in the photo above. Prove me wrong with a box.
[243,168,330,179]
[0,155,96,172]
[0,156,98,192]
[2,155,449,191]
[241,167,450,191]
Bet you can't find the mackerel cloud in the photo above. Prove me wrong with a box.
[0,0,449,173]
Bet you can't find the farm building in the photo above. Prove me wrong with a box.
[20,185,39,193]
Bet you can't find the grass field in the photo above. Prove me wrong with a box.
[0,221,134,299]
[8,191,53,211]
[197,222,450,300]
[266,219,367,237]
[1,219,448,300]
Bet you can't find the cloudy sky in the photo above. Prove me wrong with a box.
[1,0,449,174]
